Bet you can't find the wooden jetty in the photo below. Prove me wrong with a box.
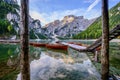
[61,42,88,52]
[61,24,120,52]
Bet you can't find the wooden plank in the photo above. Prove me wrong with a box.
[69,46,91,52]
[87,24,120,51]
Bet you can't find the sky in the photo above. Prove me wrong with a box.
[18,0,120,26]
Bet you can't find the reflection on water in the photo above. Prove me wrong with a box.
[0,44,20,80]
[0,43,101,80]
[0,41,120,80]
[109,42,120,69]
[17,48,100,80]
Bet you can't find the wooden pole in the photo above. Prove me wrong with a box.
[101,0,109,80]
[20,0,30,80]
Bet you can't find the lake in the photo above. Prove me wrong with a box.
[0,40,120,80]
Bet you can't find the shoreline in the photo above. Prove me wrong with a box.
[0,39,119,43]
[61,39,120,42]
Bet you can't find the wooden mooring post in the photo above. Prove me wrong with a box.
[101,0,109,80]
[20,0,30,80]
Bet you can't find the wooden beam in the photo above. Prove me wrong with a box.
[20,0,30,80]
[101,0,109,80]
[87,24,120,51]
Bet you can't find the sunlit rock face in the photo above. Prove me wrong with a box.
[6,12,42,36]
[4,0,42,38]
[7,12,20,34]
[62,15,76,24]
[29,16,42,32]
[43,15,96,38]
[17,51,101,80]
[7,13,19,22]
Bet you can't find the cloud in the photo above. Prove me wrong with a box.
[84,9,101,19]
[87,0,100,12]
[30,9,85,26]
[84,0,93,3]
[30,0,51,3]
[30,11,47,25]
[30,8,101,26]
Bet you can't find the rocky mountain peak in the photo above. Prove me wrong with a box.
[63,15,76,23]
[42,15,96,38]
[44,20,60,28]
[53,20,60,26]
[77,16,84,19]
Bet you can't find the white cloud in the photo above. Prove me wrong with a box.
[87,0,100,12]
[84,9,101,19]
[18,0,101,26]
[30,9,85,26]
[84,0,93,3]
[30,8,101,26]
[30,11,47,25]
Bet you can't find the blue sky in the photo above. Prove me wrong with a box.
[18,0,120,26]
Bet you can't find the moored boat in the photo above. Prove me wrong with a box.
[46,43,68,50]
[29,42,46,47]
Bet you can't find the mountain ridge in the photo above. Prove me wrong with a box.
[42,15,96,38]
[0,0,96,39]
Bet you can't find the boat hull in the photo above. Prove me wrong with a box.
[30,42,46,47]
[46,43,68,50]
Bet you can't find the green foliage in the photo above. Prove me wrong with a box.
[7,25,13,31]
[0,1,19,36]
[0,44,20,80]
[29,30,48,39]
[0,20,16,36]
[0,0,19,19]
[73,2,120,39]
[37,33,48,39]
[29,30,36,39]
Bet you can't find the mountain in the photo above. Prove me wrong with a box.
[73,2,120,39]
[0,0,45,39]
[42,15,95,38]
[0,0,95,39]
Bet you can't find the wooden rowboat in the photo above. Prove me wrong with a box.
[29,42,46,47]
[46,43,68,50]
[30,42,68,50]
